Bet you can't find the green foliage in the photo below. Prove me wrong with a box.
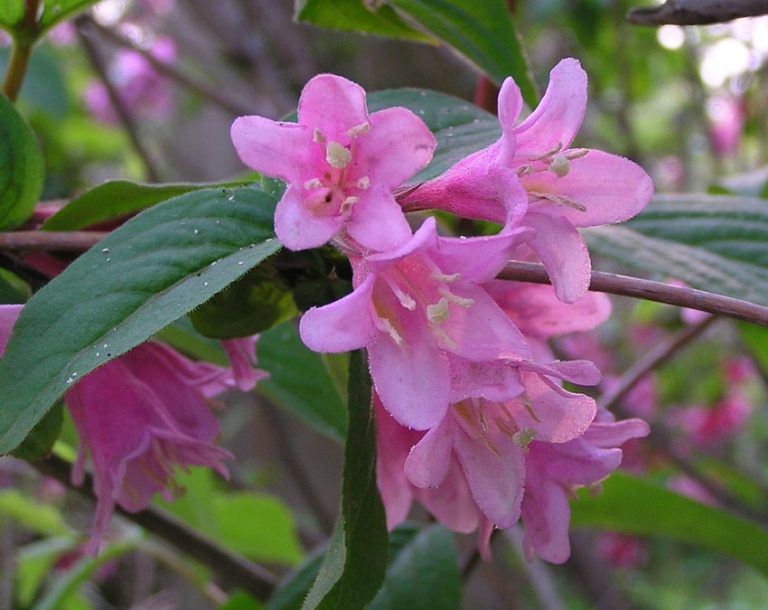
[571,472,768,577]
[587,194,768,306]
[387,0,538,106]
[11,401,63,461]
[190,263,298,339]
[37,1,101,35]
[0,44,69,117]
[257,323,348,442]
[0,87,44,230]
[0,186,281,455]
[303,350,388,609]
[294,0,433,42]
[0,489,72,536]
[15,538,79,607]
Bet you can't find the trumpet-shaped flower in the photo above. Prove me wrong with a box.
[231,74,436,252]
[300,217,534,429]
[401,58,654,303]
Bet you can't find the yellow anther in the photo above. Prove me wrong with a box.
[326,142,352,169]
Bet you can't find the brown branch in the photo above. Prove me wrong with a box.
[34,454,277,601]
[0,231,109,251]
[75,19,162,183]
[497,261,768,327]
[628,0,768,26]
[82,16,252,117]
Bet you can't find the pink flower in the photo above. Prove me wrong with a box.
[221,336,270,391]
[67,341,235,553]
[300,217,535,429]
[231,74,436,252]
[520,412,649,562]
[401,58,654,303]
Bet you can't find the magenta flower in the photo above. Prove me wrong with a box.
[231,74,436,252]
[521,412,649,563]
[221,336,270,391]
[401,58,654,303]
[300,217,534,429]
[67,341,235,553]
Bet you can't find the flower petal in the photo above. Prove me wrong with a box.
[521,477,572,563]
[0,305,22,355]
[524,212,591,304]
[521,150,654,227]
[347,186,413,252]
[515,58,587,153]
[298,74,369,141]
[299,274,377,352]
[363,106,436,188]
[274,185,342,251]
[404,418,455,488]
[230,116,310,183]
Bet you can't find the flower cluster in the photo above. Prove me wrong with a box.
[231,58,653,562]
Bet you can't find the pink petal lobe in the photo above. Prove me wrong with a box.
[404,418,455,488]
[524,212,591,304]
[347,186,413,252]
[521,478,572,563]
[363,106,436,188]
[274,186,342,251]
[515,58,587,153]
[299,275,377,353]
[521,150,654,227]
[0,305,23,354]
[230,116,309,183]
[368,329,451,430]
[298,74,369,140]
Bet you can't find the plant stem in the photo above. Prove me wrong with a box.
[0,230,109,251]
[497,261,768,327]
[34,454,277,601]
[1,0,41,101]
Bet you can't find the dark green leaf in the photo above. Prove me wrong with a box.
[222,591,265,610]
[257,322,348,442]
[570,472,768,577]
[367,89,500,182]
[38,1,100,34]
[369,524,461,610]
[41,178,267,231]
[0,187,281,454]
[387,0,538,106]
[0,2,24,32]
[303,350,388,609]
[190,264,297,339]
[294,0,433,42]
[266,545,327,610]
[586,194,768,306]
[0,88,44,230]
[738,321,768,376]
[11,401,63,461]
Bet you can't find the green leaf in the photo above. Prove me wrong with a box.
[369,524,461,610]
[0,2,24,32]
[367,89,500,182]
[738,321,768,376]
[0,490,72,536]
[294,0,433,42]
[570,472,768,577]
[0,186,281,455]
[303,350,388,609]
[586,194,768,306]
[223,591,265,610]
[190,264,297,339]
[215,493,305,565]
[387,0,538,106]
[41,178,266,231]
[0,88,44,230]
[38,1,100,34]
[16,538,78,607]
[257,323,348,442]
[0,44,69,117]
[11,401,63,461]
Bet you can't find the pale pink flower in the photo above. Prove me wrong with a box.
[300,217,535,429]
[401,58,654,303]
[67,341,235,553]
[231,74,436,252]
[221,336,270,391]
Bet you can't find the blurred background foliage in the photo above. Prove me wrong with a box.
[3,0,768,608]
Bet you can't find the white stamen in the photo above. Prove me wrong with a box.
[347,122,371,138]
[313,128,326,143]
[380,317,403,345]
[357,176,370,190]
[326,141,352,169]
[427,297,450,324]
[513,428,536,449]
[528,190,587,212]
[438,287,474,308]
[341,196,359,215]
[431,271,461,283]
[549,154,570,178]
[304,178,323,190]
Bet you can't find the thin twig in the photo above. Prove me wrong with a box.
[628,0,768,25]
[82,16,251,117]
[599,315,718,412]
[498,261,768,327]
[0,231,109,251]
[75,19,162,183]
[34,454,277,601]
